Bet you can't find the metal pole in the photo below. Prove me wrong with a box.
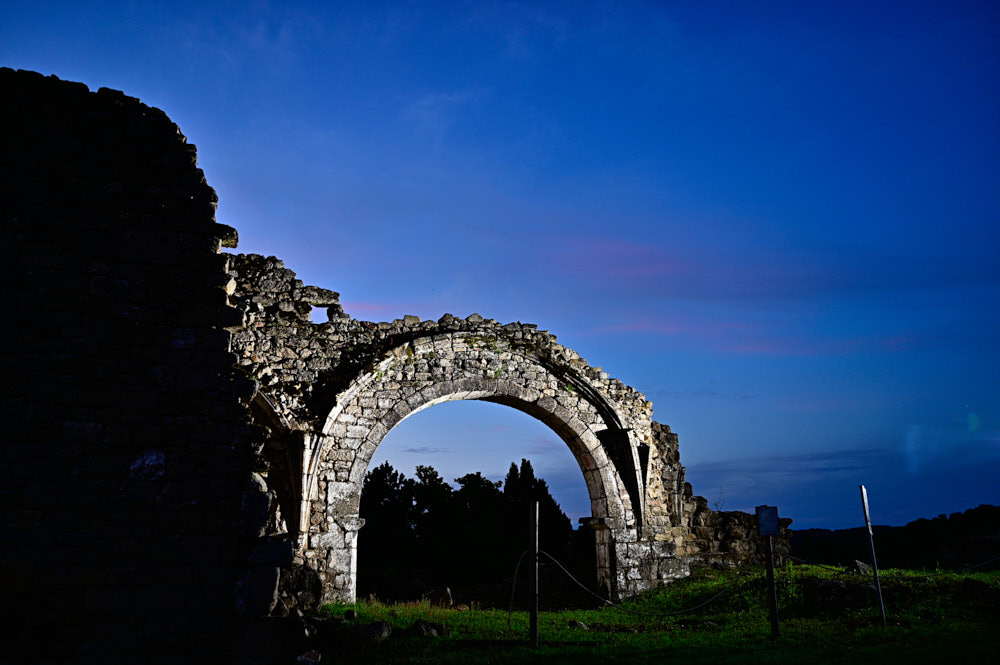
[529,500,539,648]
[755,504,781,640]
[859,485,887,625]
[765,534,780,639]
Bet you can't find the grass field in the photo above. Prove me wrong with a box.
[311,564,999,664]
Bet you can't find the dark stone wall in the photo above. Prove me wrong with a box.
[686,496,793,567]
[1,68,255,663]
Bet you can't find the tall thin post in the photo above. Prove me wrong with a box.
[765,534,780,639]
[528,500,539,648]
[755,505,781,640]
[859,485,887,625]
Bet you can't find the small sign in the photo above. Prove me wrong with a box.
[756,505,780,536]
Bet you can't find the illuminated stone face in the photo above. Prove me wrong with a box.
[228,253,771,603]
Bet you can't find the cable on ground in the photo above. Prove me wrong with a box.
[782,553,852,572]
[506,549,529,633]
[539,549,754,619]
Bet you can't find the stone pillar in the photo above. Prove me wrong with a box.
[579,517,614,599]
[310,516,365,603]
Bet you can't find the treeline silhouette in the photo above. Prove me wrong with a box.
[357,458,595,604]
[792,504,1000,570]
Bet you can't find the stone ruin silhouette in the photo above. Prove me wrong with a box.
[1,68,788,662]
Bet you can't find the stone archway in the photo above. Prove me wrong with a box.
[2,70,789,660]
[228,253,774,608]
[300,330,644,601]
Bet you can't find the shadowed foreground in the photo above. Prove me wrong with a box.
[241,565,1000,664]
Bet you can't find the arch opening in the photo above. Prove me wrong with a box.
[289,330,662,604]
[371,399,593,523]
[307,373,636,603]
[356,400,599,603]
[369,396,617,522]
[249,392,304,545]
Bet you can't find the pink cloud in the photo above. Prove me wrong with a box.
[527,434,560,450]
[589,314,922,359]
[589,316,754,338]
[544,233,906,303]
[560,237,696,279]
[718,333,921,357]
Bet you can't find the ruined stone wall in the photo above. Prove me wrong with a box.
[0,69,260,663]
[228,255,654,435]
[228,254,663,598]
[686,502,794,566]
[649,424,793,566]
[0,67,787,661]
[227,253,785,602]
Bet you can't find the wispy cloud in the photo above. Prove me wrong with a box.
[685,439,1000,528]
[176,5,320,76]
[553,237,696,280]
[585,312,920,358]
[546,234,1000,303]
[689,434,1000,493]
[588,315,753,338]
[655,386,755,401]
[901,425,1000,475]
[399,446,451,455]
[689,448,895,479]
[525,434,561,454]
[404,88,487,155]
[716,334,911,357]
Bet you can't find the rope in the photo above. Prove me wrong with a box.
[880,554,1000,578]
[538,549,754,619]
[961,554,1000,571]
[782,553,849,572]
[505,548,751,630]
[506,549,529,633]
[502,545,999,631]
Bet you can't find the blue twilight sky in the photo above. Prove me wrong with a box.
[4,1,998,529]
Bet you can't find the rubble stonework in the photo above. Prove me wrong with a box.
[2,69,788,661]
[0,68,269,662]
[227,254,792,602]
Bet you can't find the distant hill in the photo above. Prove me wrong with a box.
[791,504,1000,570]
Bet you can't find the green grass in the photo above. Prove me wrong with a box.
[315,565,1000,664]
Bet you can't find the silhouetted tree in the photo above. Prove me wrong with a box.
[361,461,416,530]
[790,504,1000,570]
[411,465,455,576]
[357,459,580,601]
[451,472,507,583]
[357,462,417,596]
[503,459,573,562]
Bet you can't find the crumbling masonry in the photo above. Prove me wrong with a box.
[2,69,787,662]
[228,255,767,603]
